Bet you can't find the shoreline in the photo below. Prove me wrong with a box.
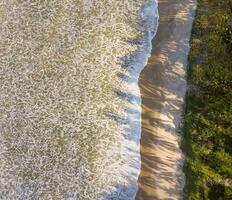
[136,0,196,199]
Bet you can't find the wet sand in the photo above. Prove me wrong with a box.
[136,0,196,199]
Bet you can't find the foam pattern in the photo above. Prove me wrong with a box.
[0,0,158,199]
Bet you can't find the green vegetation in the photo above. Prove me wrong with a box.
[182,0,232,199]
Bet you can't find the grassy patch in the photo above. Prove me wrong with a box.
[182,0,232,199]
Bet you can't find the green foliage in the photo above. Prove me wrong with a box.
[182,0,232,199]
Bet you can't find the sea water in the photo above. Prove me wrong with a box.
[0,0,158,199]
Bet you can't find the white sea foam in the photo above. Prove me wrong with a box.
[116,0,159,199]
[0,0,158,199]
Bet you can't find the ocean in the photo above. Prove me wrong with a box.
[0,0,158,199]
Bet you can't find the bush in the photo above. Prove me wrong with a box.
[182,0,232,199]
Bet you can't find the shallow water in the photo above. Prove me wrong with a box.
[0,0,158,199]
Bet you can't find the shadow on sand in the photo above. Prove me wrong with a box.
[104,0,196,199]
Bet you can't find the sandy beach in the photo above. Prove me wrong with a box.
[136,0,196,199]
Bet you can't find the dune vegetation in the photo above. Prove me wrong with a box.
[182,0,232,199]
